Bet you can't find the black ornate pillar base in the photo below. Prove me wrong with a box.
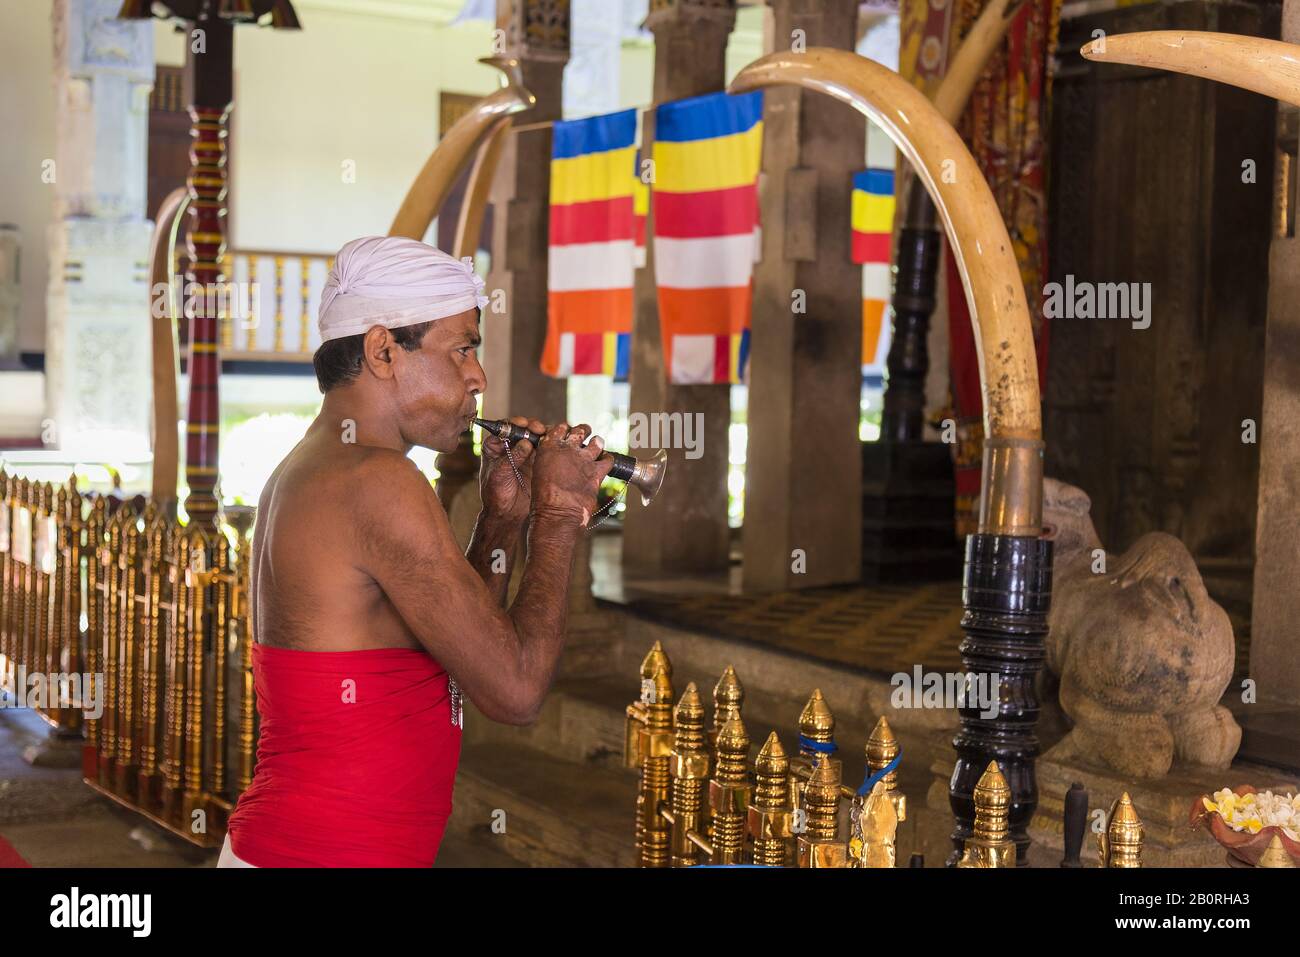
[947,533,1052,866]
[860,439,959,584]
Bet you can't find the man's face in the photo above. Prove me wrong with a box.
[392,308,486,453]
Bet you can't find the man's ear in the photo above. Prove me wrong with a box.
[361,326,397,381]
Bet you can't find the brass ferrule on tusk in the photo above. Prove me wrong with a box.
[388,57,535,240]
[1080,31,1300,108]
[729,48,1042,535]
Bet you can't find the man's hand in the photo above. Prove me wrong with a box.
[479,415,547,524]
[530,421,614,527]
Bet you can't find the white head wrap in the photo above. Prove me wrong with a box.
[317,236,488,343]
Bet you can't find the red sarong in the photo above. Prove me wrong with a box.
[226,644,462,867]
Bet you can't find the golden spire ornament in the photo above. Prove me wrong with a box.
[792,688,837,808]
[710,716,751,865]
[709,665,744,752]
[865,716,906,823]
[641,640,672,682]
[797,752,848,868]
[635,666,674,867]
[668,683,710,867]
[1099,792,1143,868]
[625,642,672,770]
[798,688,835,756]
[957,761,1016,868]
[748,732,793,866]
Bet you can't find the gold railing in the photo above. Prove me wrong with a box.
[0,467,256,849]
[170,246,335,362]
[1,471,86,731]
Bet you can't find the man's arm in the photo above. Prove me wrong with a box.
[354,452,581,725]
[465,509,524,608]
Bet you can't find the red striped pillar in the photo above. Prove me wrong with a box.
[182,16,233,528]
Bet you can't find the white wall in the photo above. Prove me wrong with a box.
[0,1,57,353]
[155,5,498,255]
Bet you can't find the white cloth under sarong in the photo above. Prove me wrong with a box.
[216,833,257,868]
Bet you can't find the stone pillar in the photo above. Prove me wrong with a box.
[623,0,737,576]
[0,226,19,362]
[483,0,570,427]
[44,0,154,465]
[742,0,865,591]
[1250,0,1300,709]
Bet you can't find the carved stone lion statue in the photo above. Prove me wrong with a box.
[1042,478,1241,778]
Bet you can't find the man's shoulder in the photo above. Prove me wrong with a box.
[289,440,427,490]
[348,447,437,502]
[266,441,436,519]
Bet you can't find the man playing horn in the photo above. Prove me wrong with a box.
[219,235,612,868]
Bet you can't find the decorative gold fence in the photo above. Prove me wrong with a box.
[0,468,256,849]
[625,641,1146,869]
[1,471,87,731]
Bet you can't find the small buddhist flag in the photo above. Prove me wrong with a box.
[652,90,762,385]
[852,167,895,370]
[542,108,637,379]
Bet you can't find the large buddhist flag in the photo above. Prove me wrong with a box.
[852,167,896,371]
[542,108,637,378]
[652,90,762,385]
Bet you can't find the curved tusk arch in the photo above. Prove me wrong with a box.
[1080,31,1300,107]
[453,121,509,260]
[148,186,189,505]
[389,57,535,240]
[730,48,1043,536]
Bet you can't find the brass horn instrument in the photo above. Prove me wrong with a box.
[473,418,669,507]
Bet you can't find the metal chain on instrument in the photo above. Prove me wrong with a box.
[501,435,629,532]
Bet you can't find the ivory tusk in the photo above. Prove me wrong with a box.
[1080,30,1300,107]
[934,0,1028,124]
[148,186,189,505]
[389,57,535,240]
[453,120,509,260]
[730,49,1043,535]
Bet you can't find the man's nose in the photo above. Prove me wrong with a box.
[467,356,487,396]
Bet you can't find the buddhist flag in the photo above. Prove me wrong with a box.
[652,90,762,385]
[633,148,649,269]
[853,167,895,371]
[542,108,637,379]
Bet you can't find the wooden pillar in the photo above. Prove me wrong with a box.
[623,0,738,576]
[181,12,233,529]
[1250,0,1300,713]
[482,0,570,427]
[741,0,865,591]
